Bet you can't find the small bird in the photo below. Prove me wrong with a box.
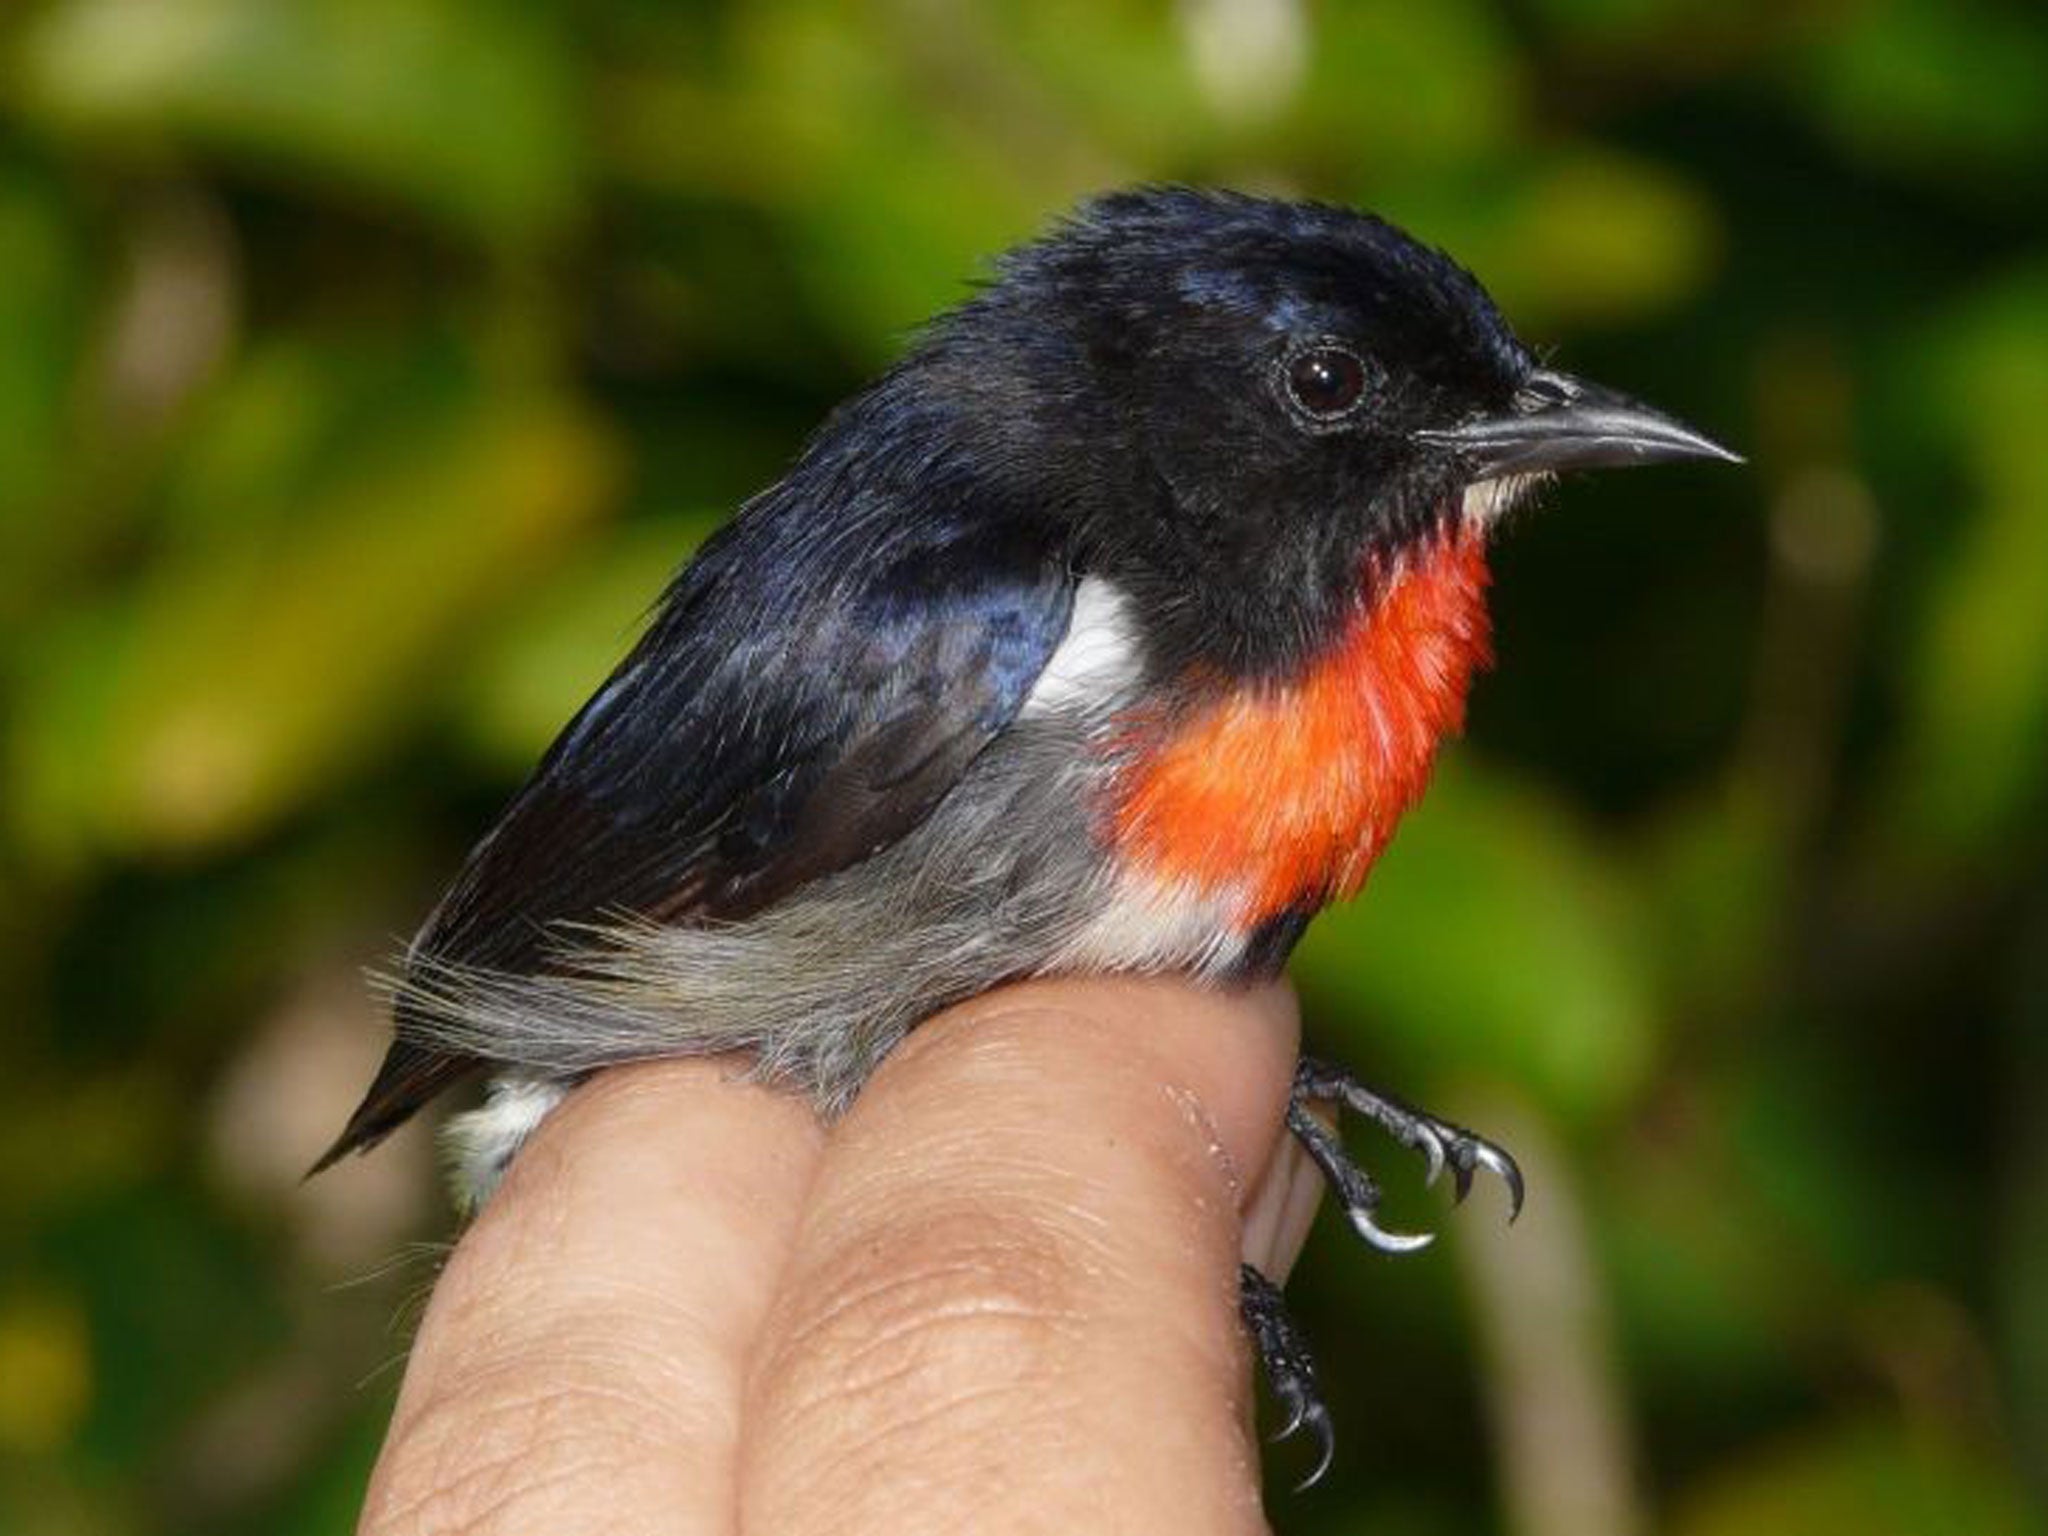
[317,187,1737,1481]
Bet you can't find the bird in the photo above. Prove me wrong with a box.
[315,186,1738,1483]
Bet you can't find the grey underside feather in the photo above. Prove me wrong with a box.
[412,712,1245,1204]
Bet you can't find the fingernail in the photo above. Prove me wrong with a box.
[1239,1130,1324,1282]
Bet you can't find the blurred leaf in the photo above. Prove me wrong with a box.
[1995,905,2048,1495]
[52,1184,284,1470]
[787,170,1057,363]
[1798,0,2048,188]
[1671,1420,2036,1536]
[1523,0,1785,56]
[454,510,718,768]
[0,1470,128,1536]
[0,1072,178,1220]
[1388,146,1720,330]
[1526,0,1697,38]
[8,390,618,860]
[1480,148,1718,326]
[1296,0,1521,173]
[1633,773,1812,1041]
[161,328,485,540]
[1725,1046,1911,1281]
[1881,264,2048,857]
[993,0,1218,156]
[0,150,93,620]
[12,0,581,243]
[601,0,1166,209]
[727,0,1095,358]
[0,1290,93,1456]
[237,1406,387,1536]
[1605,1137,1804,1389]
[1292,763,1658,1122]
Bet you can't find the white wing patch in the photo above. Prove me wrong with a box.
[1021,576,1142,718]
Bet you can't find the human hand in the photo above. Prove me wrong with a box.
[359,975,1320,1535]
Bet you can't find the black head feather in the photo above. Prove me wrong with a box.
[909,186,1541,675]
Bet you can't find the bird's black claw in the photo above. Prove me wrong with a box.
[1350,1204,1436,1254]
[1478,1139,1526,1222]
[1239,1264,1334,1492]
[1286,1097,1435,1252]
[1442,1132,1525,1222]
[1290,1055,1525,1239]
[1292,1402,1336,1492]
[1272,1390,1306,1443]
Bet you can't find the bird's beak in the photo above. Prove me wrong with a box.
[1416,368,1742,478]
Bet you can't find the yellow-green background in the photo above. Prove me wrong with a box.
[2,1,2044,1531]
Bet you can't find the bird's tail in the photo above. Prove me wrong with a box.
[305,1037,478,1177]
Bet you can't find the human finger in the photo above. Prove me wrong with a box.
[360,1059,825,1536]
[738,976,1301,1536]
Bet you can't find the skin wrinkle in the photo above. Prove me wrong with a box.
[788,1383,1165,1536]
[377,1387,724,1529]
[764,1240,1098,1408]
[408,1322,730,1438]
[794,1374,1083,1521]
[437,1138,576,1315]
[375,1360,734,1533]
[377,1382,679,1536]
[830,1136,1133,1243]
[757,1208,1121,1422]
[806,1054,1264,1292]
[378,1404,526,1532]
[770,1307,1088,1461]
[418,1267,744,1383]
[398,1255,745,1443]
[832,1176,1133,1268]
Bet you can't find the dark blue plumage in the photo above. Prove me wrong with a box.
[324,372,1076,1161]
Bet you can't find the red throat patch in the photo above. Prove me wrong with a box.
[1110,525,1492,924]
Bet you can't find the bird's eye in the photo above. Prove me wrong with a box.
[1284,345,1368,421]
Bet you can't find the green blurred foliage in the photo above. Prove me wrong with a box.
[0,0,2042,1531]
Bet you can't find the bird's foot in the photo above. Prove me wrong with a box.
[1241,1059,1521,1488]
[1288,1054,1524,1253]
[1239,1263,1334,1491]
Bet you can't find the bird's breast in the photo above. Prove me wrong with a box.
[1107,525,1492,925]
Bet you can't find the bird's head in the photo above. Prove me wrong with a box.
[930,186,1737,677]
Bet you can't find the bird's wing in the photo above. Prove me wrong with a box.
[315,502,1076,1168]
